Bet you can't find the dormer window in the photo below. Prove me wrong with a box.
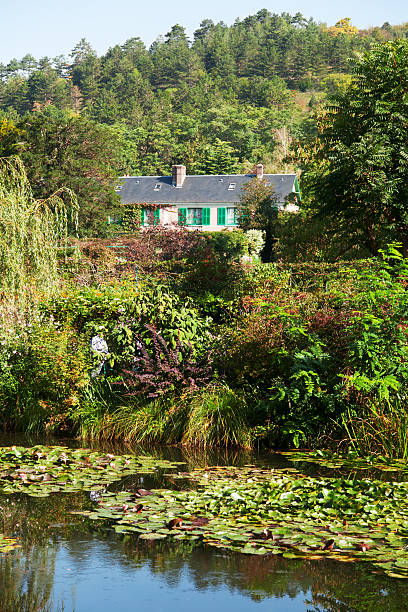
[228,183,236,190]
[154,183,162,191]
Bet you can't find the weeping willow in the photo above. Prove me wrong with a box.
[0,156,78,322]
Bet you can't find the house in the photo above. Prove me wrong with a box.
[115,164,300,230]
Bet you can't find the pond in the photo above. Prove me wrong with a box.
[1,435,408,612]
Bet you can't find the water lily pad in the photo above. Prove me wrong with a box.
[139,533,168,540]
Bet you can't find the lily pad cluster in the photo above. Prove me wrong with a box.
[75,464,408,579]
[0,445,184,497]
[281,450,408,473]
[3,445,408,580]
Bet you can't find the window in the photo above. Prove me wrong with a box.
[218,207,238,225]
[142,207,160,226]
[179,207,210,226]
[228,183,236,190]
[107,215,122,225]
[226,207,238,225]
[154,183,162,191]
[187,208,202,225]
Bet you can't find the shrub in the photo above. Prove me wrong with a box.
[0,322,89,433]
[216,247,408,445]
[45,281,210,371]
[124,325,213,398]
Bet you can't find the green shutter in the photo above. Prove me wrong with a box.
[294,176,301,201]
[153,207,160,225]
[202,208,210,226]
[141,207,146,226]
[178,208,187,225]
[218,207,226,225]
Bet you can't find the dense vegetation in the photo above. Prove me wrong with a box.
[1,14,408,454]
[1,158,407,453]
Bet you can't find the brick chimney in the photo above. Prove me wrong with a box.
[255,163,264,180]
[172,164,186,187]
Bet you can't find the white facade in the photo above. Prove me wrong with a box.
[143,203,239,231]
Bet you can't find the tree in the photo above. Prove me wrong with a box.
[3,110,121,237]
[237,178,279,260]
[194,138,240,174]
[299,40,408,255]
[328,18,359,36]
[0,156,76,320]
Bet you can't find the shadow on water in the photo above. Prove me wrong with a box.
[1,436,408,611]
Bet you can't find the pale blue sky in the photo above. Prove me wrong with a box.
[1,0,406,64]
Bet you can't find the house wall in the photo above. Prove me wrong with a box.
[155,203,238,231]
[139,198,299,231]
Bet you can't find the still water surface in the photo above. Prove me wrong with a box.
[0,436,407,612]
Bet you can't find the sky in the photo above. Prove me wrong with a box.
[1,0,406,64]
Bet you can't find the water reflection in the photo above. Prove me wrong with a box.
[1,441,408,611]
[1,526,407,612]
[0,490,407,612]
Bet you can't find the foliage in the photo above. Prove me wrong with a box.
[0,109,121,237]
[238,179,279,260]
[193,138,240,175]
[298,40,408,255]
[45,281,210,370]
[245,229,265,258]
[0,157,85,434]
[0,156,76,321]
[125,325,213,398]
[216,246,408,446]
[271,209,373,262]
[205,230,249,262]
[0,322,89,433]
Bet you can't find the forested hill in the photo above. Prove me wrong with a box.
[0,11,407,235]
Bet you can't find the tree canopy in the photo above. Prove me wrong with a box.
[299,40,408,255]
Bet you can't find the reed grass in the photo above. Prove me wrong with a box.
[181,384,252,448]
[343,401,408,459]
[80,384,252,449]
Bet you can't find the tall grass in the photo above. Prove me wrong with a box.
[343,401,408,459]
[181,385,252,448]
[83,384,252,448]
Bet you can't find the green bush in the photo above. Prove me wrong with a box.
[216,246,408,446]
[0,322,89,433]
[45,281,211,371]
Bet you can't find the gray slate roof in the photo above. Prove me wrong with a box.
[118,173,297,205]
